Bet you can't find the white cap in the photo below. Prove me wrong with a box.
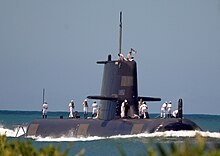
[124,99,127,102]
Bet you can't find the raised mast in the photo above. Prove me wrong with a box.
[119,12,122,54]
[42,88,45,103]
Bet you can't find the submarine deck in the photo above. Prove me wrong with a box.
[26,118,201,138]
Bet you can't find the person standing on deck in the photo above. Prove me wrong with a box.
[172,110,179,118]
[121,99,127,118]
[139,102,149,119]
[42,101,48,119]
[161,102,167,118]
[92,101,98,118]
[69,100,75,118]
[138,98,143,116]
[82,99,89,119]
[167,101,172,118]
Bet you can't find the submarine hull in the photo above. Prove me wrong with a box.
[26,118,201,138]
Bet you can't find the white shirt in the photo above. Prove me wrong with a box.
[161,103,166,110]
[140,104,148,113]
[172,110,178,118]
[42,103,48,114]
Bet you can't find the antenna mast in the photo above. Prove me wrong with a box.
[119,12,122,54]
[42,88,45,103]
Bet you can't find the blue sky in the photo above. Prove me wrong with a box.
[0,0,220,114]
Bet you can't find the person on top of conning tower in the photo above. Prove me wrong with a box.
[126,51,133,61]
[42,101,48,119]
[118,53,126,61]
[126,48,137,61]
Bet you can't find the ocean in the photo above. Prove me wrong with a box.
[1,110,220,156]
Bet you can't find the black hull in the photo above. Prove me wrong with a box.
[26,118,201,138]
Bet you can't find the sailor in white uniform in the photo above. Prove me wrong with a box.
[172,110,179,118]
[82,99,89,119]
[68,100,74,118]
[121,99,127,118]
[118,53,126,61]
[138,99,143,116]
[92,101,98,118]
[42,101,48,119]
[167,101,172,118]
[160,102,167,118]
[126,51,133,61]
[139,102,149,119]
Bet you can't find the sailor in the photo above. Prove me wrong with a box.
[138,98,143,116]
[68,99,74,118]
[118,53,126,61]
[92,101,98,118]
[42,101,48,119]
[167,101,172,118]
[120,99,127,118]
[95,107,100,119]
[172,110,179,118]
[160,102,167,118]
[139,102,149,119]
[127,48,137,61]
[82,99,89,119]
[126,51,134,61]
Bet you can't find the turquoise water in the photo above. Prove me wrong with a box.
[1,110,220,156]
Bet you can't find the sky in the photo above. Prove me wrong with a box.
[0,0,220,114]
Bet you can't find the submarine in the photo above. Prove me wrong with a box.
[25,12,201,138]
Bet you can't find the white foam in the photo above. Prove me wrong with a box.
[34,135,106,142]
[32,130,220,142]
[0,125,27,137]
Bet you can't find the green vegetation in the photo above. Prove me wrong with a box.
[0,135,84,156]
[118,135,220,156]
[1,134,220,156]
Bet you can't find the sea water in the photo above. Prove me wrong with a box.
[1,110,220,156]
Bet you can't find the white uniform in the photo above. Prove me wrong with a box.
[83,106,88,113]
[127,52,133,61]
[118,53,126,61]
[42,103,48,118]
[167,102,172,118]
[120,102,126,118]
[172,110,178,118]
[92,102,98,115]
[83,100,88,118]
[138,100,143,115]
[161,102,167,118]
[69,101,74,118]
[139,103,148,118]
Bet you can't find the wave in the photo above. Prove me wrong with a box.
[0,124,27,137]
[33,130,220,142]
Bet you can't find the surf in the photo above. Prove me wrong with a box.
[28,130,220,142]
